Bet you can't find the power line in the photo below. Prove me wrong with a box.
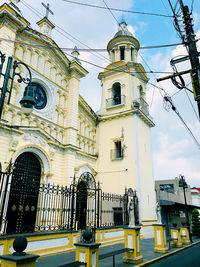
[184,88,200,122]
[62,0,173,18]
[164,96,200,149]
[191,0,195,12]
[102,0,118,25]
[168,0,186,45]
[0,36,174,76]
[0,37,188,51]
[20,0,110,64]
[170,89,182,97]
[63,50,173,74]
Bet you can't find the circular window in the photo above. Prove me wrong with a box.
[31,83,47,110]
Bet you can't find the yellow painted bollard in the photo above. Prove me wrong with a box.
[180,227,190,244]
[0,236,39,267]
[153,224,168,253]
[123,226,143,264]
[74,230,101,267]
[170,228,183,248]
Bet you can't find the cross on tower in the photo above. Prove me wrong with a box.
[41,2,54,19]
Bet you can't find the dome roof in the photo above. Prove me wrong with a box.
[114,20,133,38]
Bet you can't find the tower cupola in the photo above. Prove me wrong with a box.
[107,20,140,64]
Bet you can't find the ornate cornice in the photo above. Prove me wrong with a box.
[107,35,140,51]
[79,96,98,124]
[0,3,29,30]
[98,62,149,83]
[98,108,155,127]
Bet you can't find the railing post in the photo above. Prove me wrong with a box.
[70,177,75,230]
[0,161,13,234]
[74,230,101,267]
[97,182,100,228]
[0,237,39,267]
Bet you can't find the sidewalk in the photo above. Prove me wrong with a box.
[35,237,200,267]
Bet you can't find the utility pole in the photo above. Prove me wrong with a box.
[179,175,193,243]
[157,1,200,118]
[179,1,200,118]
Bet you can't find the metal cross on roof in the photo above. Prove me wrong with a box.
[41,2,54,19]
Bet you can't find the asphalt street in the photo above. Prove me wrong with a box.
[36,239,200,267]
[148,243,200,267]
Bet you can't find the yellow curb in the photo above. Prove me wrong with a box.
[136,240,200,266]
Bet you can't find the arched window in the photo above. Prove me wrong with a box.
[112,82,121,105]
[139,85,143,99]
[120,46,125,60]
[131,47,134,61]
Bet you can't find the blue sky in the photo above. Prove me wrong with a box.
[9,0,200,186]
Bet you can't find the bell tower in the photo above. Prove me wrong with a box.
[98,20,149,116]
[96,21,157,225]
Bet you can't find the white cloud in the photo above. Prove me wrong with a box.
[153,132,200,186]
[127,25,136,36]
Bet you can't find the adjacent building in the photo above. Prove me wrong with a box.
[155,179,197,235]
[190,187,200,207]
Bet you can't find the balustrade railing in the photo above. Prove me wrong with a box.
[106,95,125,109]
[110,148,123,160]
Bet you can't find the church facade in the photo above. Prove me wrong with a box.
[0,1,156,235]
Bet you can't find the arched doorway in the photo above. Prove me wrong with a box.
[75,172,96,230]
[6,152,41,234]
[76,181,88,230]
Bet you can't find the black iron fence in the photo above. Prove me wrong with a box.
[0,165,128,235]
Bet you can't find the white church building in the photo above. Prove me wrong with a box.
[0,0,157,237]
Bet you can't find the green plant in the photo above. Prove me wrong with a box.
[192,208,200,236]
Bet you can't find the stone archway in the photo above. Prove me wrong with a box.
[6,152,41,234]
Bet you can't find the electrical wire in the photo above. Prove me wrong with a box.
[63,50,173,74]
[150,85,155,108]
[161,0,172,17]
[168,0,186,46]
[0,37,188,51]
[175,110,200,149]
[62,0,173,18]
[102,0,119,25]
[191,0,195,12]
[164,96,200,149]
[20,0,110,64]
[170,89,182,97]
[184,88,200,122]
[0,36,174,75]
